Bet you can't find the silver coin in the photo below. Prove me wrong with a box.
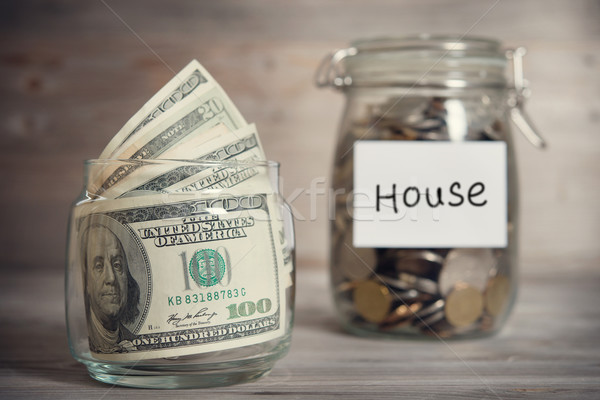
[438,248,497,297]
[414,299,445,319]
[393,250,444,280]
[413,309,445,330]
[379,273,438,296]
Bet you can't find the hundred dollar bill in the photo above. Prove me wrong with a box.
[163,126,268,194]
[91,84,248,195]
[72,192,287,361]
[101,124,269,198]
[90,124,231,199]
[99,60,217,159]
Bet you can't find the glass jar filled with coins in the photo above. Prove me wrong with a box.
[317,35,544,339]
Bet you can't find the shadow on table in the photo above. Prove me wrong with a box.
[292,303,350,336]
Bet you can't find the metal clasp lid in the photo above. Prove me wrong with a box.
[506,47,547,149]
[315,44,547,149]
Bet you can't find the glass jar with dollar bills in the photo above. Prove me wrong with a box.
[65,159,295,388]
[316,35,545,339]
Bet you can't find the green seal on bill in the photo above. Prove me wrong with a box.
[189,249,226,287]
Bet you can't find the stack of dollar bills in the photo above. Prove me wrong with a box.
[70,60,293,360]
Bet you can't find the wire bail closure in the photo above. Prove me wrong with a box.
[314,47,356,88]
[315,44,546,149]
[506,47,547,148]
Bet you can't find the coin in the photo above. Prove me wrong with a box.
[370,280,424,301]
[382,125,419,141]
[392,250,444,280]
[335,280,358,294]
[352,280,393,323]
[445,284,484,328]
[413,299,445,320]
[381,302,423,329]
[414,309,445,330]
[480,314,495,331]
[379,273,438,296]
[484,275,510,317]
[438,248,497,297]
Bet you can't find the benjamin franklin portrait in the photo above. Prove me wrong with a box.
[81,223,140,353]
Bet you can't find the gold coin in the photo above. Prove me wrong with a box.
[382,302,423,327]
[445,284,484,328]
[352,280,392,323]
[484,275,510,317]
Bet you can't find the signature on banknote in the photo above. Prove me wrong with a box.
[167,308,218,328]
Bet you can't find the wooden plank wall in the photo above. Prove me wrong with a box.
[0,0,598,273]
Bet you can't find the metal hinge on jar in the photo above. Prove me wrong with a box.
[505,47,547,148]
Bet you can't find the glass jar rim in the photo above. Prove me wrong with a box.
[84,158,280,168]
[334,34,509,89]
[350,34,503,55]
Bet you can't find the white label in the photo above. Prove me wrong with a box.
[353,141,507,248]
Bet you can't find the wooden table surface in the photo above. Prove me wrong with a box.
[1,259,599,399]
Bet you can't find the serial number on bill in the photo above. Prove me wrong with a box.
[167,288,247,306]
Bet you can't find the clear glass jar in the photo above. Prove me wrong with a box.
[317,35,544,339]
[65,159,295,388]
